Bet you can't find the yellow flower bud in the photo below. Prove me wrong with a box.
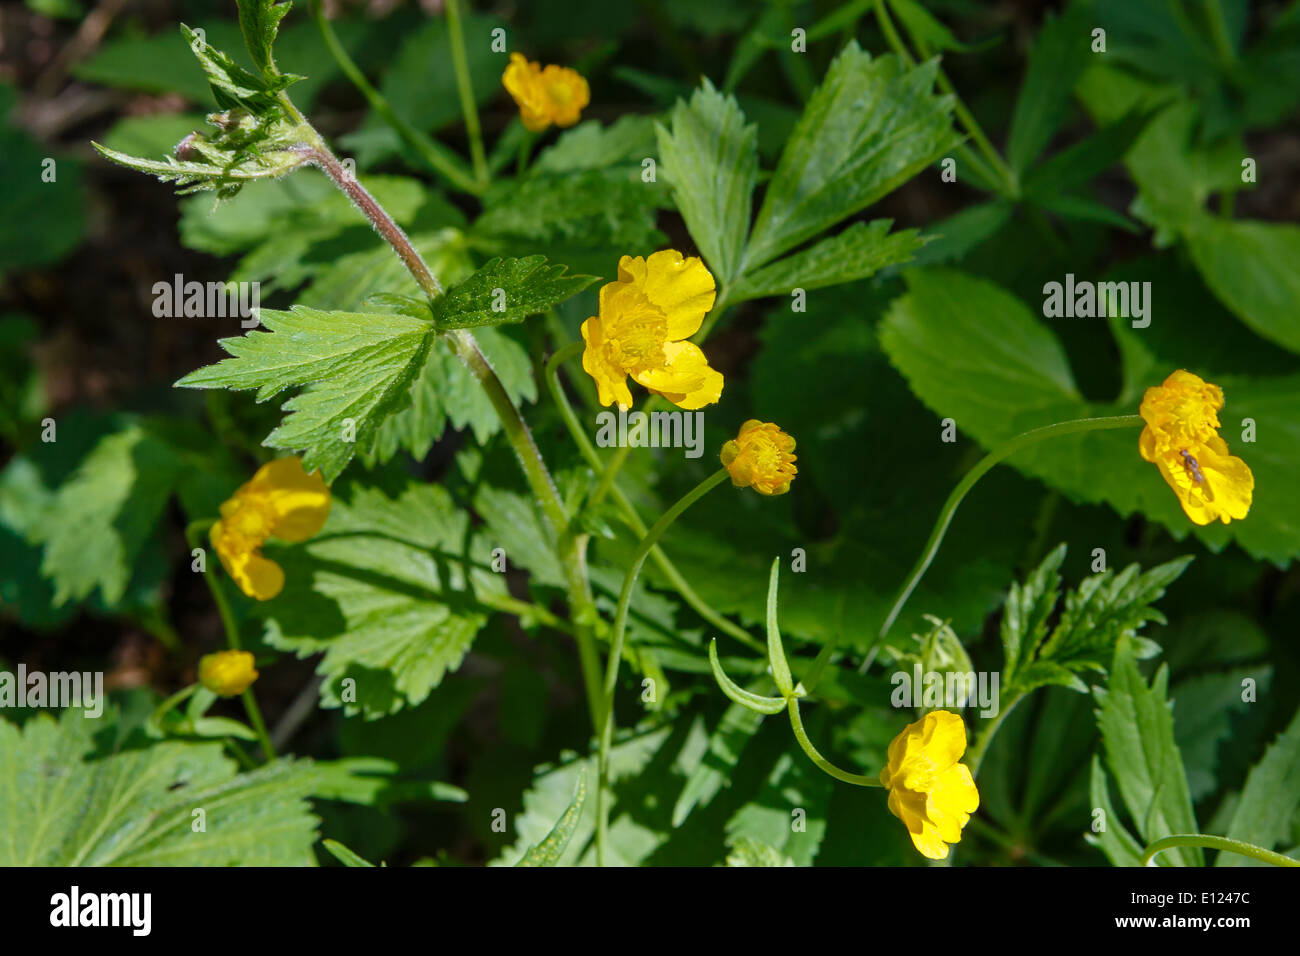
[198,650,259,697]
[720,420,797,495]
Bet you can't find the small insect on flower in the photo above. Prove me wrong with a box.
[720,420,797,495]
[210,456,331,601]
[502,53,590,132]
[1178,449,1214,501]
[198,650,258,697]
[1138,370,1252,525]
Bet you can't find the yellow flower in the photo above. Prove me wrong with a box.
[580,250,723,410]
[198,650,259,697]
[720,420,797,495]
[1138,369,1253,526]
[210,456,331,601]
[879,710,980,860]
[502,52,590,132]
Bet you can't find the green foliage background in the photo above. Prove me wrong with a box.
[1,0,1298,867]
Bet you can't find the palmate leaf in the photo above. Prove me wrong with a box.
[177,305,434,483]
[740,43,959,272]
[1093,642,1202,866]
[428,256,597,331]
[655,79,757,283]
[0,709,319,866]
[258,478,506,718]
[879,267,1300,564]
[1005,5,1091,176]
[999,544,1191,697]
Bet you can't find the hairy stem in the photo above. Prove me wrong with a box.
[446,0,489,186]
[308,0,482,195]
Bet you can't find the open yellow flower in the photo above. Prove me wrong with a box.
[581,250,723,410]
[210,456,331,601]
[721,420,797,495]
[198,650,259,697]
[879,710,979,860]
[1138,369,1253,525]
[502,52,589,132]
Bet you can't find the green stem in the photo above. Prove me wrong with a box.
[596,468,729,864]
[787,698,883,787]
[302,120,604,731]
[868,415,1143,661]
[478,590,576,636]
[445,0,488,187]
[242,688,276,761]
[307,0,482,195]
[148,683,198,732]
[186,520,239,650]
[545,344,763,654]
[450,330,604,730]
[1142,834,1299,868]
[185,519,276,761]
[965,692,1023,777]
[589,444,631,508]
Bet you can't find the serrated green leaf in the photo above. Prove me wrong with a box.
[655,79,757,282]
[1220,704,1300,866]
[741,44,959,271]
[258,479,505,718]
[729,219,923,303]
[429,256,596,331]
[236,0,292,80]
[672,694,767,827]
[33,424,183,607]
[725,835,796,866]
[1094,643,1201,866]
[725,751,831,866]
[176,306,435,482]
[0,709,319,865]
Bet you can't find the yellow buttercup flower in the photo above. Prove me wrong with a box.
[879,710,979,860]
[198,650,259,697]
[1138,369,1253,526]
[581,250,723,410]
[721,420,797,495]
[210,456,331,601]
[502,52,589,132]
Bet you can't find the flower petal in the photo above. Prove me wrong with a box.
[581,317,635,409]
[633,340,723,409]
[618,251,716,340]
